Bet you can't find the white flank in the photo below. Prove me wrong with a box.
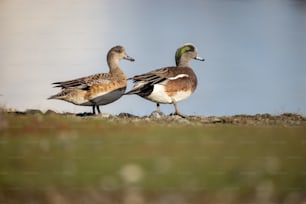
[146,84,193,104]
[146,85,172,103]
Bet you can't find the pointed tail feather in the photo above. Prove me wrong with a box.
[124,81,147,95]
[125,88,141,95]
[47,91,67,100]
[125,83,154,97]
[47,94,60,100]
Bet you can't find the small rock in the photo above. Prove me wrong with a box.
[167,115,182,120]
[150,111,166,119]
[25,109,43,115]
[166,115,190,124]
[199,117,210,123]
[45,110,58,115]
[97,113,112,118]
[118,112,138,118]
[210,117,224,123]
[176,118,190,124]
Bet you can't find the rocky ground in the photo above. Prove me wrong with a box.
[5,109,306,126]
[1,109,306,204]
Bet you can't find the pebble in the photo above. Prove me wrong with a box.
[149,111,166,119]
[25,109,43,115]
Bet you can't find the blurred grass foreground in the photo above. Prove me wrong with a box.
[0,110,306,204]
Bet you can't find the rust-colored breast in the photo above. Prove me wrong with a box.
[164,67,197,96]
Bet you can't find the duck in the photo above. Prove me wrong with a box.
[48,45,135,114]
[125,43,204,117]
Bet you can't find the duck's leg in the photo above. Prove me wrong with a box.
[96,106,101,114]
[150,103,165,118]
[172,101,186,118]
[156,103,161,112]
[92,106,96,115]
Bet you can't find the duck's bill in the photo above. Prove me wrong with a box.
[124,55,135,62]
[194,56,205,61]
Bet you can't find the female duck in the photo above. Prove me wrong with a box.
[125,43,204,117]
[49,45,135,114]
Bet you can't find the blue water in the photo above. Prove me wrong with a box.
[0,0,305,116]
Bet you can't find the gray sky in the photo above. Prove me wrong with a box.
[1,0,306,116]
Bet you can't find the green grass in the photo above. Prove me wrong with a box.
[0,113,306,203]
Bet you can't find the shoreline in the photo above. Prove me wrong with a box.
[2,109,305,126]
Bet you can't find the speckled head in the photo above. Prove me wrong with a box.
[107,45,135,62]
[175,43,204,66]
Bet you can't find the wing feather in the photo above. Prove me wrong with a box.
[52,73,111,90]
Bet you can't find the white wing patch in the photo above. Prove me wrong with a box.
[168,74,189,80]
[146,84,172,103]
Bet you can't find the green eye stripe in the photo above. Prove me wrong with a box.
[175,45,194,65]
[180,46,192,55]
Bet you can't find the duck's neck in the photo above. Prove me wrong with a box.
[177,55,190,67]
[107,57,122,74]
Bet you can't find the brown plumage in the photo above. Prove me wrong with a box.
[48,45,134,114]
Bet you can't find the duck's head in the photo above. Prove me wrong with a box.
[175,43,204,67]
[107,45,135,63]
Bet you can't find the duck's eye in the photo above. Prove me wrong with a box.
[185,46,195,53]
[113,46,124,53]
[180,46,192,56]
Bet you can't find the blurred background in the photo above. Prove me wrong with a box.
[1,0,306,116]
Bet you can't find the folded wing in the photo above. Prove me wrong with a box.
[52,73,111,90]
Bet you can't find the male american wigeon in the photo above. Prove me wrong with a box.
[125,43,204,117]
